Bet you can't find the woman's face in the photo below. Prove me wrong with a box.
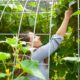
[28,32,42,48]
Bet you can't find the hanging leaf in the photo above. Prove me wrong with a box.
[0,52,10,61]
[28,17,35,26]
[0,73,7,78]
[62,57,80,62]
[20,60,46,80]
[28,2,36,7]
[72,10,80,16]
[16,5,23,11]
[14,76,30,80]
[18,42,29,54]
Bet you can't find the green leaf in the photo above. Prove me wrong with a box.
[62,57,80,62]
[18,41,29,54]
[6,37,17,47]
[8,4,16,9]
[0,52,10,61]
[0,73,7,78]
[72,10,80,16]
[21,47,29,54]
[28,17,35,26]
[20,60,46,80]
[16,5,23,11]
[19,41,26,45]
[14,76,30,80]
[28,2,36,7]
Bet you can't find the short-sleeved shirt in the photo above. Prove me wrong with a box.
[28,34,64,80]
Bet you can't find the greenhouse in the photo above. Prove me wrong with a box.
[0,0,80,80]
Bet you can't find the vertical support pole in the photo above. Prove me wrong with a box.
[78,0,80,80]
[0,0,10,21]
[48,0,54,79]
[32,0,40,53]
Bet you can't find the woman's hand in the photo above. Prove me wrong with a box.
[64,8,73,20]
[56,8,73,37]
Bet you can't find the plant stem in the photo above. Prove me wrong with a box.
[2,60,6,70]
[17,72,24,78]
[7,76,9,80]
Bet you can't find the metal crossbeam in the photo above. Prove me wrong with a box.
[0,33,49,36]
[0,11,51,14]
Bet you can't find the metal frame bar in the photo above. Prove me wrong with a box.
[0,62,48,66]
[12,0,29,79]
[0,33,49,36]
[78,0,80,80]
[30,0,41,55]
[48,0,54,79]
[0,11,51,14]
[0,0,10,21]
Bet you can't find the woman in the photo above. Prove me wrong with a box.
[21,8,73,80]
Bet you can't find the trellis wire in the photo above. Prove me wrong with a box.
[33,0,41,35]
[0,11,51,14]
[0,0,10,21]
[31,0,41,55]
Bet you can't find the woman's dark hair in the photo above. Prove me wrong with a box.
[20,31,30,42]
